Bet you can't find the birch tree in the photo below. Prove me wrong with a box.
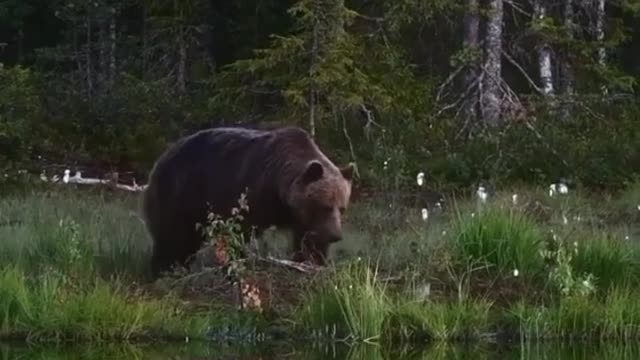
[594,0,607,95]
[532,0,554,97]
[481,0,504,127]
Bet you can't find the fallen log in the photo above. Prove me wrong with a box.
[40,169,147,192]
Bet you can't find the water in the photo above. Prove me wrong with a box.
[2,342,640,360]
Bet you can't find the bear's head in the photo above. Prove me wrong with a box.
[291,159,354,246]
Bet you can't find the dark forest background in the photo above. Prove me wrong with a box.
[1,0,639,194]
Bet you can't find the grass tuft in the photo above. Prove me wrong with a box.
[451,205,544,277]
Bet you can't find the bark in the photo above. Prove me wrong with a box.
[307,0,346,137]
[142,5,147,78]
[533,0,554,96]
[462,0,480,120]
[482,0,504,127]
[99,18,106,90]
[309,21,319,138]
[559,0,574,99]
[86,14,93,97]
[559,0,574,119]
[177,27,187,94]
[109,7,116,86]
[595,0,607,95]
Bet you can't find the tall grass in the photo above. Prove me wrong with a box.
[298,260,391,343]
[383,297,493,342]
[451,205,544,277]
[0,266,209,343]
[571,233,640,290]
[0,189,150,279]
[507,287,640,341]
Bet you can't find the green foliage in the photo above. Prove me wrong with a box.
[507,287,640,341]
[0,189,150,279]
[0,266,209,343]
[0,65,42,173]
[298,260,390,343]
[570,233,640,291]
[451,205,545,277]
[384,297,492,342]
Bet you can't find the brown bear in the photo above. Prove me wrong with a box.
[141,125,354,278]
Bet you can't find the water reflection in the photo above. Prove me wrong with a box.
[2,341,640,360]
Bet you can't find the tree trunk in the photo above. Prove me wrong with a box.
[462,0,480,121]
[560,1,574,97]
[533,0,554,96]
[559,0,574,118]
[86,14,93,97]
[595,0,607,95]
[142,5,148,79]
[309,21,319,138]
[482,0,504,127]
[99,18,106,91]
[177,27,187,94]
[109,7,116,86]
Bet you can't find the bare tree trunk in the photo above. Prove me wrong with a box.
[109,7,117,86]
[99,18,106,91]
[177,27,187,94]
[560,1,574,96]
[482,0,504,127]
[462,0,480,121]
[595,0,607,95]
[309,21,319,138]
[306,0,346,137]
[86,14,93,97]
[533,0,554,96]
[142,5,148,78]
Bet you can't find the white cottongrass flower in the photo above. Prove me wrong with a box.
[625,235,630,241]
[477,185,488,203]
[637,205,640,212]
[421,208,429,221]
[63,169,70,183]
[563,215,568,225]
[558,182,568,194]
[512,194,518,205]
[416,172,425,186]
[549,184,557,197]
[513,269,519,277]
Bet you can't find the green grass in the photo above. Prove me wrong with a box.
[0,189,150,279]
[383,297,493,343]
[297,260,391,343]
[451,205,545,278]
[0,266,208,343]
[506,286,640,341]
[1,180,640,346]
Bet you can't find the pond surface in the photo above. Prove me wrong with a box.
[2,342,640,360]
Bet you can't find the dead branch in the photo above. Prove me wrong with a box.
[261,255,325,274]
[40,169,147,192]
[501,49,544,95]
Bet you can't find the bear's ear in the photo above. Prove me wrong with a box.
[340,163,355,181]
[302,160,324,184]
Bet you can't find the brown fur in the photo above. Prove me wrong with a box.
[142,126,354,278]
